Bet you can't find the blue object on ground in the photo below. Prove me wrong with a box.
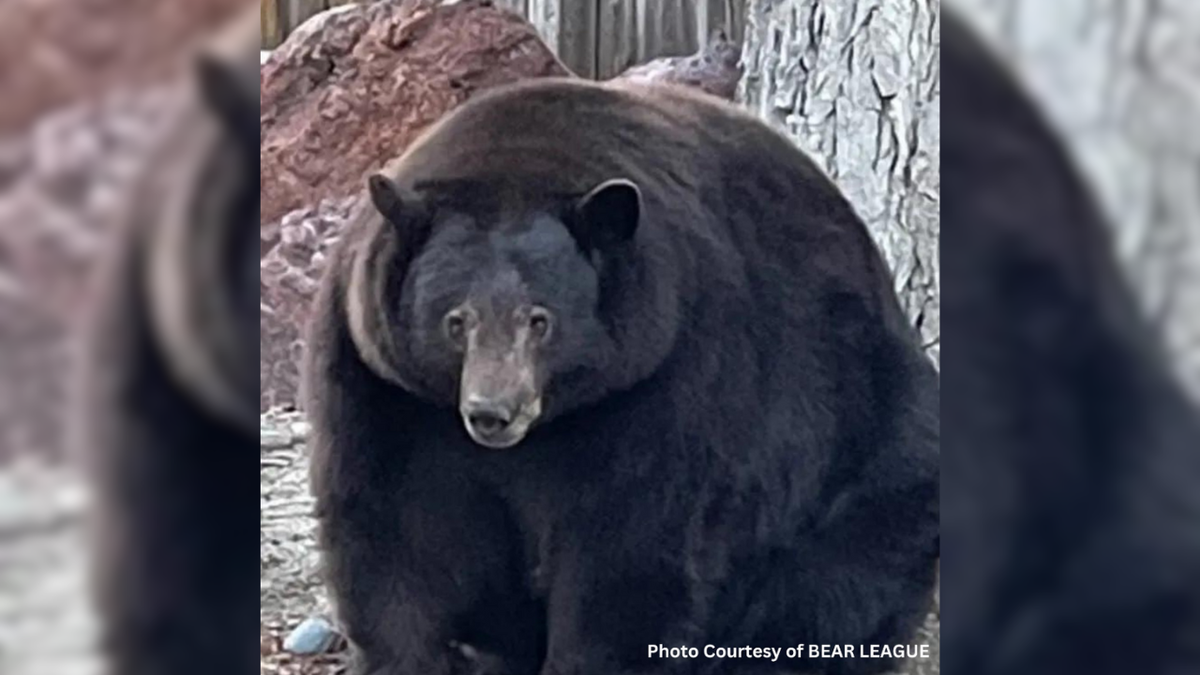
[283,616,338,655]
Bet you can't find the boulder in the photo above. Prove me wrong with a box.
[260,198,354,412]
[259,0,572,233]
[611,30,744,102]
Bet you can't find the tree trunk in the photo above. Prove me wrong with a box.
[739,0,941,367]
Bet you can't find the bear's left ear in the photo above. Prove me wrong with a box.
[569,178,642,251]
[195,54,258,150]
[368,173,427,233]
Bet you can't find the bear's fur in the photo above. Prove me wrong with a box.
[75,8,260,675]
[305,77,940,675]
[941,13,1200,675]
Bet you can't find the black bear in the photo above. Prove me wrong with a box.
[305,77,940,675]
[74,7,260,675]
[941,12,1200,675]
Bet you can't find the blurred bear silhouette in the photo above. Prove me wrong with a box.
[941,11,1200,675]
[73,7,260,675]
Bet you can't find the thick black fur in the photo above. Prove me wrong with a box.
[76,18,260,675]
[305,78,940,675]
[941,12,1200,675]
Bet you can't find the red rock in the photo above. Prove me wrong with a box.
[258,0,572,234]
[260,198,354,411]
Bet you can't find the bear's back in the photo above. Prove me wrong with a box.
[392,79,838,207]
[382,78,897,322]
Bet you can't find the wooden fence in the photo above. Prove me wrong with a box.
[261,0,745,80]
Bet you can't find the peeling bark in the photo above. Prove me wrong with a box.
[739,0,941,367]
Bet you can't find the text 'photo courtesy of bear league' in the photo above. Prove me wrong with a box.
[5,1,1198,675]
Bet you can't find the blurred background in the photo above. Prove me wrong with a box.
[952,0,1200,396]
[0,1,1194,674]
[0,3,255,673]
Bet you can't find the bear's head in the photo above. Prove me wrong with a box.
[348,172,678,449]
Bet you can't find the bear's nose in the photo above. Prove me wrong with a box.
[462,398,514,437]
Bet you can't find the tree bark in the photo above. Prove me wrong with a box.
[739,0,941,367]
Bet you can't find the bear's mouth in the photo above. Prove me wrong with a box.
[461,398,542,449]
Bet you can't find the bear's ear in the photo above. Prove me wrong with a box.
[195,54,258,149]
[570,178,641,251]
[368,173,426,230]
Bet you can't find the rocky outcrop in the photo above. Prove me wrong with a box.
[260,199,356,412]
[259,0,572,232]
[612,30,743,101]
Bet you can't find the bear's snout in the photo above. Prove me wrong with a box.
[459,392,542,449]
[463,396,515,436]
[458,332,544,449]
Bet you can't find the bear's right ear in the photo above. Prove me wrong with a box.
[569,178,642,252]
[368,174,425,230]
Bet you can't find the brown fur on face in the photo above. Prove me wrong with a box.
[454,296,546,449]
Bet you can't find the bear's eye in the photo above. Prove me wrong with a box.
[529,307,552,341]
[444,310,468,344]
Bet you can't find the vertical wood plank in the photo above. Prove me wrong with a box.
[289,0,328,35]
[261,0,281,49]
[530,0,594,79]
[641,0,697,63]
[697,0,745,44]
[596,0,637,79]
[493,0,529,15]
[627,0,744,76]
[524,0,560,67]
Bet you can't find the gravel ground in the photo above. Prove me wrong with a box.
[260,409,345,674]
[0,458,101,675]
